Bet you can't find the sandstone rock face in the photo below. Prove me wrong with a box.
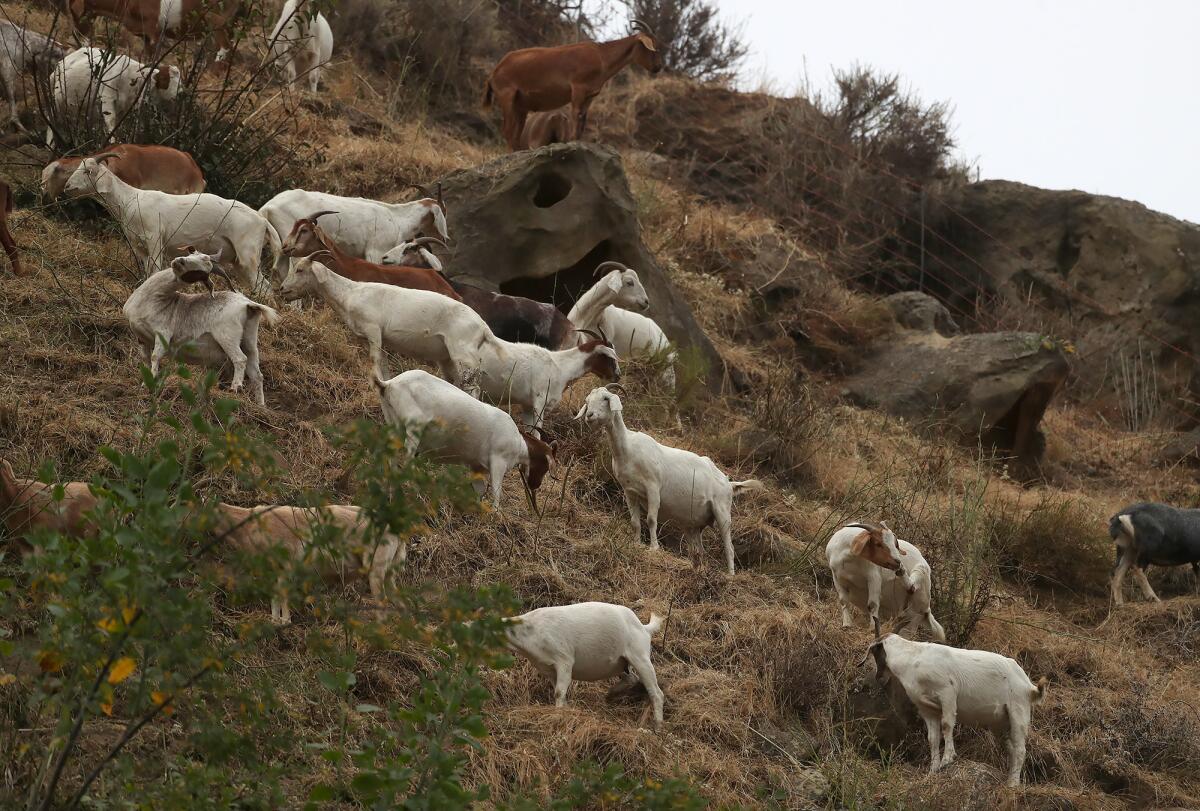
[913,180,1200,412]
[844,331,1069,471]
[434,143,722,380]
[884,291,959,336]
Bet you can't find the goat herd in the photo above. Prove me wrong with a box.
[2,5,1200,793]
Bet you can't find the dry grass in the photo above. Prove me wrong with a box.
[3,15,1200,807]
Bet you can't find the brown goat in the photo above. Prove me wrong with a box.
[42,144,206,201]
[1,459,98,556]
[64,0,245,56]
[281,212,463,302]
[0,180,19,276]
[518,108,571,150]
[483,20,663,151]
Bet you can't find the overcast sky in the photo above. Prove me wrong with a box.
[711,0,1200,224]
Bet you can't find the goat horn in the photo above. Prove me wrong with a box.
[598,324,609,344]
[605,383,628,397]
[578,328,603,341]
[593,260,627,276]
[407,183,431,197]
[308,210,339,221]
[412,236,449,250]
[630,18,656,35]
[92,151,121,163]
[210,263,238,292]
[436,181,446,214]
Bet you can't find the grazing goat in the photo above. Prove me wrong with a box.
[383,238,576,349]
[48,47,180,146]
[506,601,664,730]
[575,385,762,574]
[518,108,570,150]
[64,0,244,59]
[64,155,281,288]
[1109,502,1200,604]
[279,256,489,383]
[476,335,620,427]
[483,20,663,150]
[0,179,20,276]
[282,213,461,300]
[862,634,1047,787]
[259,188,447,279]
[42,143,205,200]
[122,248,279,404]
[568,261,676,388]
[826,522,945,641]
[374,369,557,510]
[267,0,333,93]
[211,503,404,624]
[0,21,67,129]
[1,459,97,556]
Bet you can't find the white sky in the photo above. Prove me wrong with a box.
[711,0,1200,224]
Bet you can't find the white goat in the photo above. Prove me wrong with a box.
[212,503,405,624]
[475,334,620,427]
[122,248,279,404]
[47,47,179,146]
[266,0,333,93]
[380,237,443,270]
[506,601,665,730]
[259,189,448,279]
[64,156,282,289]
[826,522,945,642]
[568,261,676,388]
[374,369,557,509]
[279,256,489,382]
[0,21,67,129]
[862,634,1047,787]
[575,385,762,574]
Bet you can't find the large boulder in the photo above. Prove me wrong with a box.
[434,143,723,382]
[844,331,1069,472]
[910,180,1200,414]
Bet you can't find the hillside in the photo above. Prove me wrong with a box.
[2,4,1200,809]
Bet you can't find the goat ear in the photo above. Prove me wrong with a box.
[849,530,871,558]
[637,33,657,51]
[607,273,623,293]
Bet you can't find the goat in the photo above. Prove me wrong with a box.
[862,634,1047,787]
[1109,502,1200,604]
[282,213,461,300]
[267,0,333,93]
[476,334,620,427]
[568,261,676,388]
[826,522,945,641]
[48,47,180,146]
[374,369,556,510]
[483,20,664,151]
[259,187,447,279]
[63,0,245,60]
[210,502,404,624]
[518,108,570,150]
[122,248,279,404]
[382,237,576,349]
[64,154,281,288]
[575,385,762,574]
[0,179,20,276]
[505,601,664,730]
[279,256,489,384]
[0,21,67,129]
[1,459,97,557]
[42,143,205,200]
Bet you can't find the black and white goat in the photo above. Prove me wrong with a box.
[1109,502,1200,604]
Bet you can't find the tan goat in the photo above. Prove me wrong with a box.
[1,459,98,555]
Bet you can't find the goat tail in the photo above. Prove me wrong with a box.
[372,373,389,392]
[644,612,664,636]
[248,302,281,328]
[1110,513,1136,544]
[481,77,494,109]
[731,479,764,495]
[264,220,284,278]
[0,457,17,495]
[1032,676,1049,705]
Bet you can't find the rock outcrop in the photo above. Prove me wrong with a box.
[434,143,722,381]
[844,331,1069,472]
[911,181,1200,414]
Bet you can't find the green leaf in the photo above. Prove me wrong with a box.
[354,703,383,713]
[307,784,336,802]
[317,670,356,693]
